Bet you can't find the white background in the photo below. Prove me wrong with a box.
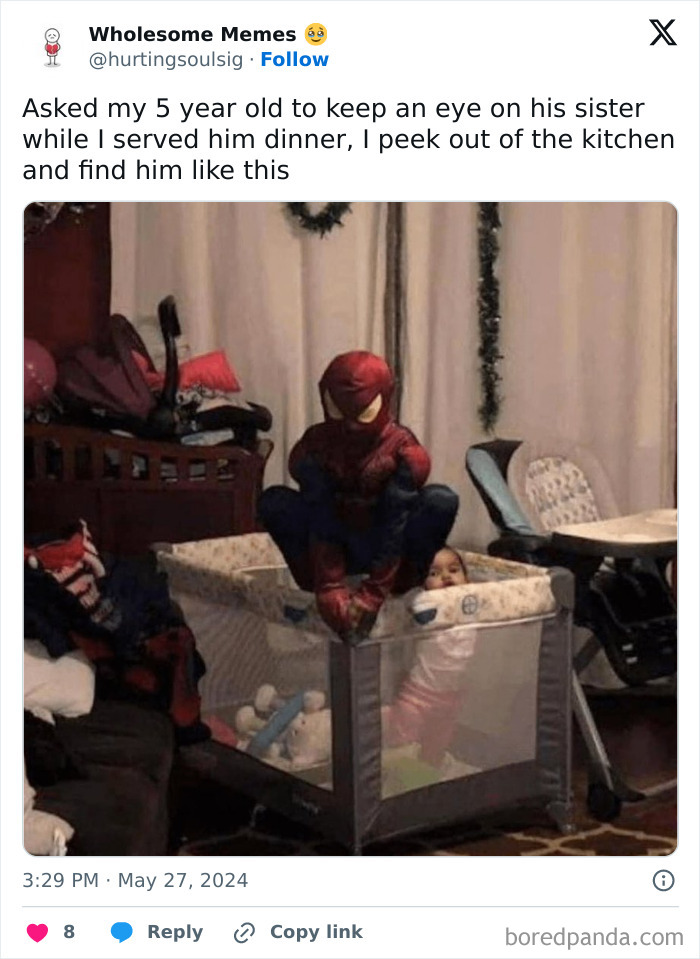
[2,2,698,957]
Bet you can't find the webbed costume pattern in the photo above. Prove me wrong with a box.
[258,352,458,640]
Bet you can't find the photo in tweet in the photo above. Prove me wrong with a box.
[23,200,677,858]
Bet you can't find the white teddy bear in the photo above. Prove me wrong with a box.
[234,684,332,768]
[284,708,332,767]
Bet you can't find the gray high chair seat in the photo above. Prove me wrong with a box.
[507,438,621,533]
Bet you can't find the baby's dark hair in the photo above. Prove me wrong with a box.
[441,546,467,575]
[424,546,469,590]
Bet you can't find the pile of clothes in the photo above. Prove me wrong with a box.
[24,520,209,744]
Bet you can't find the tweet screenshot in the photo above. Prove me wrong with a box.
[1,0,697,956]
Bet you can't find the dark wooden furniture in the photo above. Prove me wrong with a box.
[25,204,111,359]
[25,423,272,555]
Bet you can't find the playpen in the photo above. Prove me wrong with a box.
[157,533,575,852]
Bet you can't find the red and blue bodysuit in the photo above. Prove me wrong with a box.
[258,351,458,640]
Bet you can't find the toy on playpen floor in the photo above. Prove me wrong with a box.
[234,685,332,769]
[466,437,676,822]
[228,675,478,796]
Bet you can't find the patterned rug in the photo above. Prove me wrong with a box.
[174,774,676,858]
[174,694,676,857]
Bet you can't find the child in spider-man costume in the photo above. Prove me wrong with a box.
[258,351,458,641]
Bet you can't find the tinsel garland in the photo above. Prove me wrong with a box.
[286,203,352,236]
[477,202,503,433]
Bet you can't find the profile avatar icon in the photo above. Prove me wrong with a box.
[45,28,60,66]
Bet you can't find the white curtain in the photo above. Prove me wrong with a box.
[110,202,387,486]
[498,203,676,515]
[111,202,676,549]
[400,203,484,546]
[401,202,676,547]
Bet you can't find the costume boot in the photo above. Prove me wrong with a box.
[347,557,403,636]
[310,540,355,638]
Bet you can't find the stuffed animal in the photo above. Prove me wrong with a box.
[234,685,331,767]
[284,708,332,767]
[234,705,266,736]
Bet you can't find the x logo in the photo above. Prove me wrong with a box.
[650,18,676,45]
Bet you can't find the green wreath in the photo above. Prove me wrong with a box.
[286,203,352,236]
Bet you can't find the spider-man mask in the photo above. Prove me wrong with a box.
[319,351,394,442]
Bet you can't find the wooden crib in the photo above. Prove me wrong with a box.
[24,422,272,555]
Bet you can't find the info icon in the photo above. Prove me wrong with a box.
[652,870,675,892]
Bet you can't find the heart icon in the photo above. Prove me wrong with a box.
[27,924,48,943]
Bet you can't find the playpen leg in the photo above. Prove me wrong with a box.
[546,799,576,835]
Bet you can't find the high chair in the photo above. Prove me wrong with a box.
[466,437,676,821]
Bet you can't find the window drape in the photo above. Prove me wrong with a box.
[111,201,676,549]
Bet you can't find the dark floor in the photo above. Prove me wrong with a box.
[171,693,676,857]
[576,690,676,789]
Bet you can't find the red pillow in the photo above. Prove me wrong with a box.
[179,351,241,392]
[132,350,241,393]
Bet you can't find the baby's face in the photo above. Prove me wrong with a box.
[424,549,467,590]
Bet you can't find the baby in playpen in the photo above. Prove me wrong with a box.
[383,547,477,766]
[209,546,478,772]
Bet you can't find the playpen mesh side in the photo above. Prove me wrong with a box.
[172,586,334,789]
[160,536,561,802]
[380,618,544,798]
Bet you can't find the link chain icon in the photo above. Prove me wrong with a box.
[234,922,256,944]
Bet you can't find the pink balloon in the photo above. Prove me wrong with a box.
[24,338,57,407]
